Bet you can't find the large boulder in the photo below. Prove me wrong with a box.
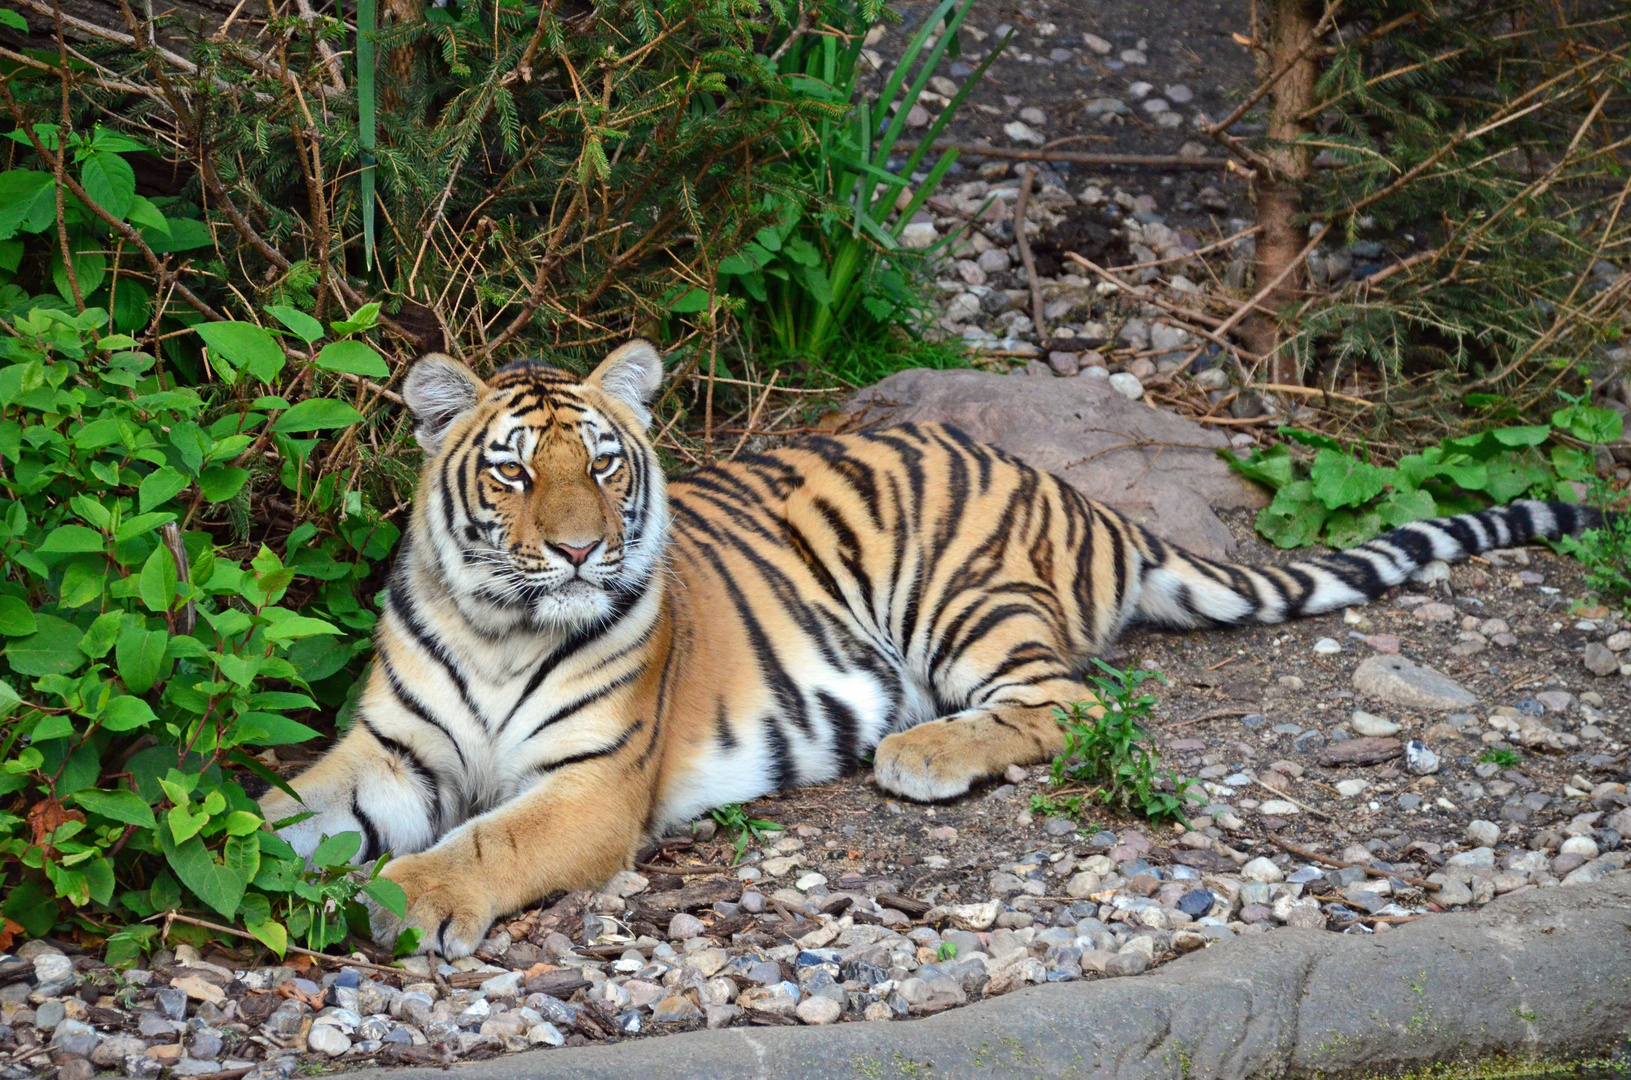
[847,368,1268,559]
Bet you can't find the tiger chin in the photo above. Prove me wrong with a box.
[258,340,1603,956]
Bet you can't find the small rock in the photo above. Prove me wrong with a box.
[170,976,225,1005]
[1258,800,1300,817]
[1413,602,1456,622]
[1336,779,1369,798]
[1560,836,1600,859]
[1406,741,1440,775]
[795,996,842,1025]
[666,911,707,942]
[1241,857,1284,883]
[1107,372,1144,400]
[1351,710,1400,737]
[1466,819,1501,847]
[1583,642,1619,677]
[307,1025,352,1057]
[1353,654,1478,710]
[1083,33,1112,54]
[527,1022,566,1046]
[1003,121,1046,147]
[1313,638,1342,655]
[1004,764,1028,785]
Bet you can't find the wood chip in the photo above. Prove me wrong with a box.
[877,892,931,917]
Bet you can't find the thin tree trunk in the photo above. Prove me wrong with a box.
[1240,0,1322,384]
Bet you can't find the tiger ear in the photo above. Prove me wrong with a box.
[587,339,664,428]
[404,352,487,453]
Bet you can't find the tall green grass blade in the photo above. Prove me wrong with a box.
[896,26,1012,184]
[356,0,377,271]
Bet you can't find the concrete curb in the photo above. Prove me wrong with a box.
[337,875,1631,1080]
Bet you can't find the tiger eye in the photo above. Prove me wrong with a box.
[495,461,525,481]
[592,454,616,473]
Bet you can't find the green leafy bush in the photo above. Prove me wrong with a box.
[1033,660,1199,827]
[1224,402,1623,549]
[708,803,784,866]
[0,298,406,959]
[706,0,1005,377]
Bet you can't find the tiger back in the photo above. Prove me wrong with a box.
[261,342,1601,955]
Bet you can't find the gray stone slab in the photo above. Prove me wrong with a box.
[847,368,1269,560]
[337,875,1631,1080]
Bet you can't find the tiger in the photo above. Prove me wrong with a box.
[258,339,1604,956]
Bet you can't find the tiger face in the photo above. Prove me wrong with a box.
[401,341,668,634]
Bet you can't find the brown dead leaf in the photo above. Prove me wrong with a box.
[274,980,325,1010]
[0,918,22,951]
[28,798,85,854]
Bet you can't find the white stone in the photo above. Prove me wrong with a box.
[1241,857,1284,883]
[1003,121,1046,147]
[1560,836,1600,859]
[1083,33,1112,54]
[795,996,842,1025]
[1350,710,1399,737]
[1465,820,1501,847]
[1335,779,1369,798]
[1313,638,1342,655]
[527,1023,565,1046]
[1258,800,1300,817]
[1107,372,1144,400]
[307,1025,352,1057]
[900,222,939,250]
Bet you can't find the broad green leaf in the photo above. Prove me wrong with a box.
[237,712,321,746]
[223,832,260,884]
[198,466,250,502]
[1255,481,1329,549]
[393,928,423,957]
[329,302,380,335]
[246,918,287,958]
[0,595,37,636]
[6,613,88,676]
[80,150,136,221]
[116,623,167,694]
[1376,489,1438,528]
[223,810,263,836]
[145,217,212,254]
[73,788,157,828]
[314,340,389,378]
[160,829,243,919]
[0,170,56,240]
[194,322,285,385]
[272,399,365,433]
[665,286,711,313]
[138,544,178,614]
[361,877,407,918]
[262,616,342,642]
[101,695,157,732]
[313,831,362,868]
[267,304,324,344]
[1,880,58,937]
[104,925,157,969]
[167,801,209,843]
[79,611,123,659]
[1309,448,1391,509]
[1489,425,1551,448]
[38,524,106,554]
[139,466,189,512]
[32,713,73,741]
[52,245,106,303]
[1221,444,1296,491]
[114,512,176,544]
[127,196,169,235]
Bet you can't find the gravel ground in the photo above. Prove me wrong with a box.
[3,525,1628,1080]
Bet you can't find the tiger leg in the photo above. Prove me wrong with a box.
[367,753,652,957]
[258,720,444,863]
[874,604,1097,800]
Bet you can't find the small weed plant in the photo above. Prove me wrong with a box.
[1035,659,1200,826]
[709,803,784,865]
[1478,748,1521,769]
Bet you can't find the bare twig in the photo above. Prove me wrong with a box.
[1268,834,1443,892]
[1013,166,1047,345]
[891,140,1229,169]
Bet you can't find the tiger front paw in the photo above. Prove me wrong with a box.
[369,850,496,958]
[872,722,984,802]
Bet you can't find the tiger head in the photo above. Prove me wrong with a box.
[400,340,668,633]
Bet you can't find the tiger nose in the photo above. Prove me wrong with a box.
[549,541,599,566]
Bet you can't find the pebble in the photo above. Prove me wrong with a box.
[1241,857,1284,883]
[1313,638,1342,655]
[1583,642,1619,677]
[1083,33,1112,54]
[795,996,842,1025]
[1350,710,1399,737]
[307,1025,352,1057]
[1405,740,1440,775]
[1003,121,1046,147]
[1107,372,1145,400]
